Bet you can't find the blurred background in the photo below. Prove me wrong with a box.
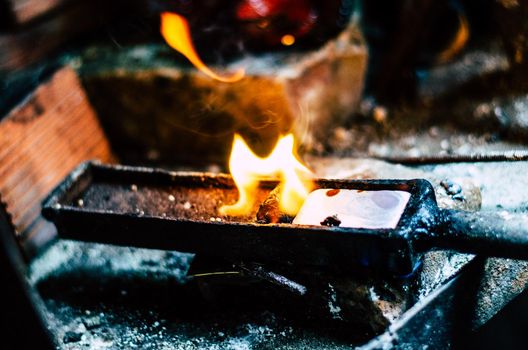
[2,0,528,162]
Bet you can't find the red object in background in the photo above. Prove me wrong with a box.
[236,0,318,46]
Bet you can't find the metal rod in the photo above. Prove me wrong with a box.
[432,209,528,259]
[240,263,307,296]
[375,150,528,165]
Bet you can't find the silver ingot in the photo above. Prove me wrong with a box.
[293,189,411,229]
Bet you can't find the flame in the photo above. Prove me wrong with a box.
[220,133,313,217]
[160,12,245,83]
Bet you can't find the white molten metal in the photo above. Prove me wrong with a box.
[293,189,411,229]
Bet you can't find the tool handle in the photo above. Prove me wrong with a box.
[437,209,528,259]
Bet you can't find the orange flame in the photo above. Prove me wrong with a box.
[220,133,313,217]
[160,12,245,82]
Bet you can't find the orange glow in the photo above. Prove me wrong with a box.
[281,34,295,46]
[220,134,313,217]
[437,13,469,64]
[160,12,245,83]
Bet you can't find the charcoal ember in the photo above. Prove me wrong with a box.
[191,264,403,337]
[440,179,461,194]
[297,275,410,336]
[325,280,391,329]
[63,330,83,344]
[436,177,480,211]
[256,186,293,224]
[320,215,341,227]
[82,315,102,330]
[440,179,463,200]
[80,21,366,164]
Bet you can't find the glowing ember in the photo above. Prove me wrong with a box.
[220,134,313,217]
[160,12,245,82]
[281,34,296,46]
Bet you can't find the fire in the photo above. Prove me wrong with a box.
[160,12,245,82]
[220,133,313,217]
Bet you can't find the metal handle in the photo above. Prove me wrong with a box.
[435,209,528,259]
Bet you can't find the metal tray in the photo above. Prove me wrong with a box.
[42,161,436,275]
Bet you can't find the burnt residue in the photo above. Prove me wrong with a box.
[440,179,462,196]
[440,179,465,201]
[321,215,341,227]
[326,189,340,197]
[256,186,293,224]
[80,182,269,224]
[62,331,83,344]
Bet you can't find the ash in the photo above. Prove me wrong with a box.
[30,242,357,349]
[327,284,343,320]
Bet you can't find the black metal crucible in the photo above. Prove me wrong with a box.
[42,161,528,276]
